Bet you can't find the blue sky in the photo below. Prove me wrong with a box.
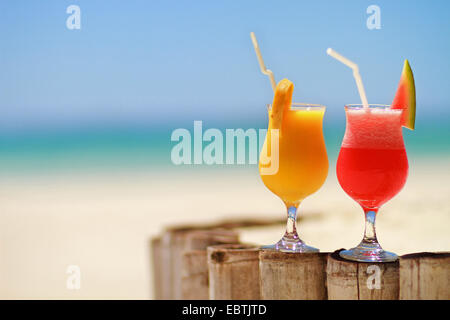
[0,0,449,133]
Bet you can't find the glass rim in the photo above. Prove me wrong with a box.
[345,104,393,109]
[267,102,326,110]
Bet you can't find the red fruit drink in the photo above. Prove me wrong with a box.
[337,106,409,209]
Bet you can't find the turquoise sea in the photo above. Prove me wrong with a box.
[0,118,448,175]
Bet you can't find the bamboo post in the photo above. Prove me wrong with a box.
[181,250,209,299]
[151,218,283,299]
[326,250,399,300]
[157,226,209,299]
[259,250,328,300]
[399,252,450,300]
[158,225,220,299]
[175,229,240,299]
[150,237,164,299]
[159,231,175,299]
[207,244,260,300]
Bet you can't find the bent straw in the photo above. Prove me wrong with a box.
[250,32,276,92]
[327,48,369,109]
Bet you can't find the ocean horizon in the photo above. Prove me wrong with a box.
[0,118,448,175]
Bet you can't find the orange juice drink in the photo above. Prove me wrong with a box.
[258,79,328,252]
[260,106,328,205]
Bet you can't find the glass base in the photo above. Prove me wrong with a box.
[339,241,398,263]
[261,237,319,253]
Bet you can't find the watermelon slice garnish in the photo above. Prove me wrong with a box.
[391,59,416,130]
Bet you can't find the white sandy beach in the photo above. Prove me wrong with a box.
[0,157,449,299]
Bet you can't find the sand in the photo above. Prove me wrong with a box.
[0,157,448,299]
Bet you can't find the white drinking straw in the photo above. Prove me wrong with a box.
[327,48,369,109]
[250,32,276,92]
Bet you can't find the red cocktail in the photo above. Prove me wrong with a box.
[336,105,408,262]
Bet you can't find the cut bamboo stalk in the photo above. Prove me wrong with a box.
[158,225,217,299]
[327,250,399,300]
[174,229,240,299]
[207,244,260,300]
[150,237,163,299]
[183,229,240,251]
[159,226,206,299]
[150,217,313,299]
[259,250,328,300]
[159,231,174,299]
[181,250,209,299]
[399,252,450,300]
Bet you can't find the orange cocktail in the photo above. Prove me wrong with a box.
[259,79,328,252]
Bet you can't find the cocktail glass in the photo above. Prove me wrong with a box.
[259,103,328,252]
[337,104,409,262]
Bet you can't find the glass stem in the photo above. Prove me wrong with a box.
[362,209,378,244]
[283,203,301,241]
